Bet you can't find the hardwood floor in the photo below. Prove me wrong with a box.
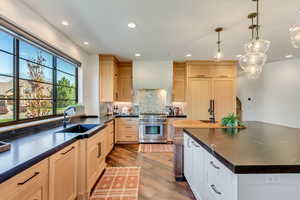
[106,144,196,200]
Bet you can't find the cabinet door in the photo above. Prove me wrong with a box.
[118,77,132,101]
[191,140,206,200]
[183,134,193,184]
[186,78,211,120]
[86,139,102,190]
[212,78,236,120]
[49,142,78,200]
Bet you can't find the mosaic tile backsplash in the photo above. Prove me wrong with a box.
[136,89,167,113]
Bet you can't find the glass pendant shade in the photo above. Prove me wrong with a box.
[214,49,224,61]
[289,26,300,49]
[244,39,271,54]
[239,52,267,71]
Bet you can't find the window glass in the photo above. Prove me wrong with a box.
[57,100,76,114]
[19,41,53,68]
[0,99,14,123]
[19,100,53,119]
[0,76,14,98]
[57,85,75,100]
[0,52,14,76]
[0,30,13,53]
[57,58,76,74]
[19,80,53,99]
[19,59,53,83]
[57,71,75,87]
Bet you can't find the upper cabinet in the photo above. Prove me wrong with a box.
[99,55,119,102]
[99,55,133,102]
[173,62,186,102]
[186,60,237,78]
[117,61,133,102]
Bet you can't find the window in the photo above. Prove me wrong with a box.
[0,29,78,125]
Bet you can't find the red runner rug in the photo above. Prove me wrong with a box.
[138,144,174,153]
[90,167,140,200]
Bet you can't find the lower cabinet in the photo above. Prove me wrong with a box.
[49,142,79,200]
[184,134,206,200]
[115,118,139,143]
[184,133,237,200]
[0,159,49,200]
[86,128,107,194]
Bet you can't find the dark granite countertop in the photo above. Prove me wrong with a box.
[184,121,300,174]
[100,114,187,121]
[0,116,106,183]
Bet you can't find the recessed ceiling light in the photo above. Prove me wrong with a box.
[61,20,69,26]
[135,53,141,57]
[128,23,136,29]
[83,41,89,45]
[285,54,293,58]
[297,9,300,14]
[186,54,192,57]
[236,54,242,58]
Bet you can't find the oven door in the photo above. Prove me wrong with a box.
[139,123,166,143]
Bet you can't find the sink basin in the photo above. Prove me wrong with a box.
[58,124,99,133]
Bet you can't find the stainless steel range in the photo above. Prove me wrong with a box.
[139,113,167,143]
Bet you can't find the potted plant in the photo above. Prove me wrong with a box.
[221,113,244,128]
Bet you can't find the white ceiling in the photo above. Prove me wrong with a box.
[22,0,300,62]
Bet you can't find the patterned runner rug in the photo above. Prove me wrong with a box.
[90,167,141,200]
[138,144,174,153]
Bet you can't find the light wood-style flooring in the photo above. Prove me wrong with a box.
[106,144,196,200]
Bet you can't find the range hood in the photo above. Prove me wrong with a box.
[133,60,173,105]
[133,60,173,90]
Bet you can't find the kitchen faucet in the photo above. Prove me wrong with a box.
[63,106,77,128]
[208,100,216,123]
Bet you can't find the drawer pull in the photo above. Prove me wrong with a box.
[191,141,200,147]
[125,136,133,138]
[125,126,132,128]
[61,146,74,155]
[17,172,40,185]
[98,142,102,158]
[210,161,220,170]
[210,184,222,195]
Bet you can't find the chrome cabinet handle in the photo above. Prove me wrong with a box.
[17,172,40,185]
[210,161,220,170]
[191,141,200,148]
[61,146,74,155]
[210,184,222,195]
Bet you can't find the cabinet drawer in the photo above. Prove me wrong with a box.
[0,159,49,200]
[118,118,138,126]
[119,134,138,141]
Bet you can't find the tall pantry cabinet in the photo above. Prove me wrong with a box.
[186,61,237,120]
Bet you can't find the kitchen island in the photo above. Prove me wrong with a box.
[176,121,300,200]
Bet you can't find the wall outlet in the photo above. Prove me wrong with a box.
[265,175,281,184]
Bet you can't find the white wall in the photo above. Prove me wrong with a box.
[0,0,99,115]
[237,58,300,128]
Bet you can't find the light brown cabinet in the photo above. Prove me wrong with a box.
[86,129,107,193]
[115,118,139,143]
[99,55,119,102]
[187,77,236,120]
[106,121,114,153]
[0,159,49,200]
[186,61,237,121]
[117,62,133,102]
[186,60,236,78]
[49,142,79,200]
[173,62,186,102]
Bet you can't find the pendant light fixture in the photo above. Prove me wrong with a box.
[214,27,224,61]
[244,0,270,54]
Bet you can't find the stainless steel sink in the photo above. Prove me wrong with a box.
[57,124,99,133]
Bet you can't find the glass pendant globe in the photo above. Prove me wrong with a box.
[239,52,267,71]
[289,26,300,49]
[246,65,263,79]
[244,39,271,54]
[214,50,224,61]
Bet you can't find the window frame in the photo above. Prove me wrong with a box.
[0,26,79,127]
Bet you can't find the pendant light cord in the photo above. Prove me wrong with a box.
[218,31,221,51]
[256,0,260,40]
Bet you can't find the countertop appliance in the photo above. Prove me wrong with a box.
[139,113,167,143]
